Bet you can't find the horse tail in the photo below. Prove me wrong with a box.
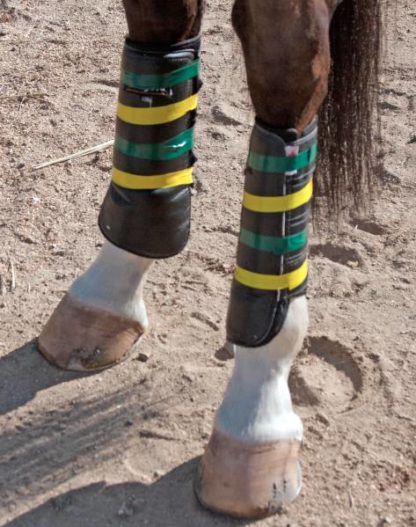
[315,0,384,222]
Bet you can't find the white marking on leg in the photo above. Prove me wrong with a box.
[216,296,308,444]
[69,241,154,326]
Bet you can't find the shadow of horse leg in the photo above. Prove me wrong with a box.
[2,460,251,527]
[0,339,82,416]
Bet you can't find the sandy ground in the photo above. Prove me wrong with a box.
[0,0,415,525]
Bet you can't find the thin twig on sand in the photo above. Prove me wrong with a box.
[348,489,354,508]
[32,140,114,171]
[0,93,48,103]
[9,258,16,292]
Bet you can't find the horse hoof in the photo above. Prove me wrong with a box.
[195,429,302,519]
[38,294,145,372]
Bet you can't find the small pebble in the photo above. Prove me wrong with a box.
[316,412,331,426]
[117,502,134,518]
[368,352,381,362]
[137,352,150,363]
[378,518,393,526]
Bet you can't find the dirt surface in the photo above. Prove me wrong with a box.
[0,1,415,526]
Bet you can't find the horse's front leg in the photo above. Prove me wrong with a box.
[196,0,333,518]
[38,0,203,371]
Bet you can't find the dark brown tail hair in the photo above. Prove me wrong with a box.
[315,0,384,223]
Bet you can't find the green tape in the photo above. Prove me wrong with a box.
[122,59,200,90]
[240,228,308,255]
[115,128,194,161]
[248,143,317,173]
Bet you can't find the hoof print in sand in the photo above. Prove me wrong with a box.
[310,243,364,268]
[290,337,364,414]
[351,218,388,236]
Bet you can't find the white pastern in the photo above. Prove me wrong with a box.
[216,296,308,444]
[69,241,154,326]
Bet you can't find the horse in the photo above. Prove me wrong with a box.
[37,0,383,519]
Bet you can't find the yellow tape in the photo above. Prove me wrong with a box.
[234,260,308,291]
[117,94,198,126]
[112,167,193,189]
[243,179,313,213]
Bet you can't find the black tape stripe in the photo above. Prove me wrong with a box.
[113,149,195,176]
[115,111,196,144]
[244,166,315,197]
[285,205,311,235]
[284,249,308,273]
[240,203,310,237]
[236,242,307,275]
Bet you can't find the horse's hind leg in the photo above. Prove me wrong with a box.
[196,0,334,518]
[38,0,203,371]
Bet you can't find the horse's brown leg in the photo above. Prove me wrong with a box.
[38,1,203,371]
[122,0,203,43]
[196,0,334,519]
[233,0,332,131]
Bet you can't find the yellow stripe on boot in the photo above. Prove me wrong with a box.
[117,94,198,126]
[234,260,308,291]
[243,179,313,213]
[112,167,193,190]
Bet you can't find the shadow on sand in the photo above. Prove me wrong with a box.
[0,339,84,416]
[4,460,253,527]
[0,341,254,527]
